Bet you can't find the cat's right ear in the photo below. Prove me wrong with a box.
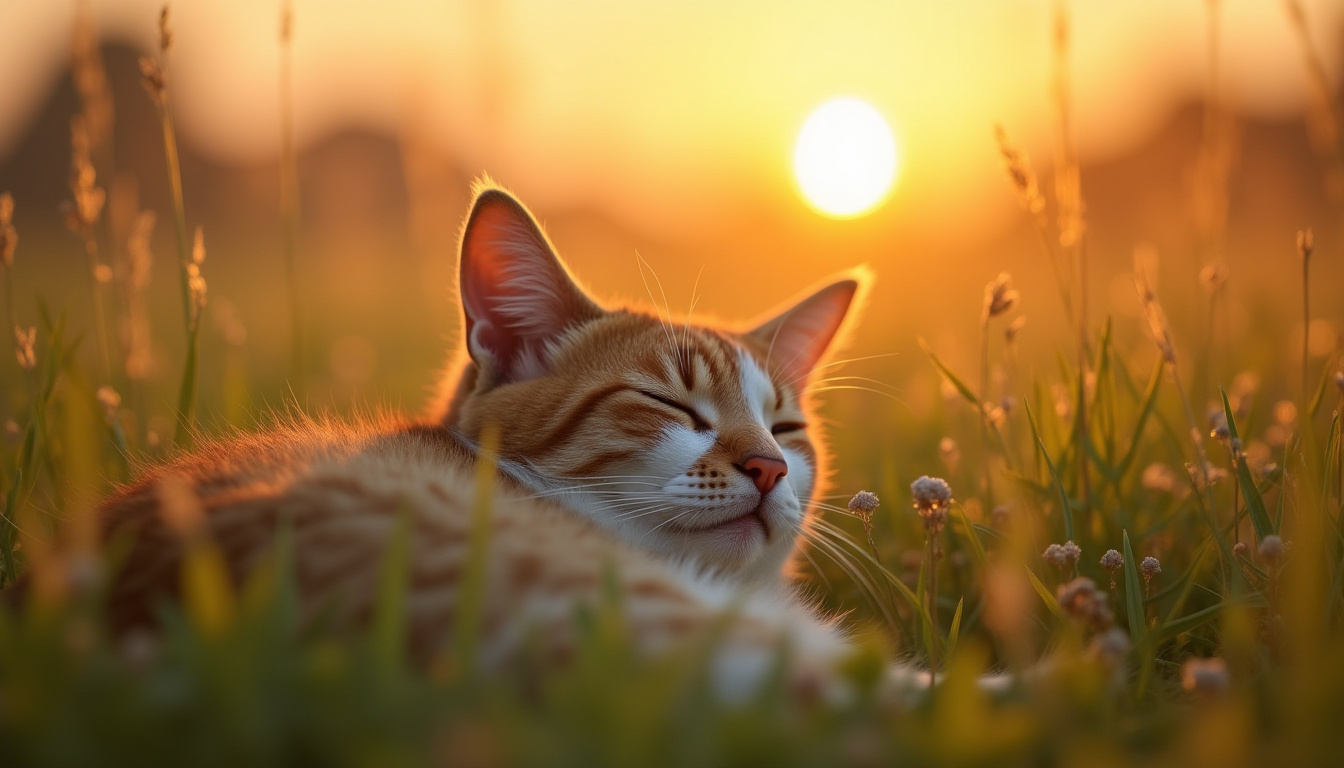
[458,186,603,384]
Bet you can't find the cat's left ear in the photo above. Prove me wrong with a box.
[745,269,869,383]
[458,184,603,384]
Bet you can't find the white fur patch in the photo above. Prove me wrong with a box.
[736,349,775,424]
[648,423,716,476]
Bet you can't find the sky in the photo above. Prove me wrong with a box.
[2,0,1341,245]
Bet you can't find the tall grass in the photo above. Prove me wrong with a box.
[1,2,1344,766]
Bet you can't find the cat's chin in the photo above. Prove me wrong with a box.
[665,503,796,574]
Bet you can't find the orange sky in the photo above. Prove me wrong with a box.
[3,0,1342,248]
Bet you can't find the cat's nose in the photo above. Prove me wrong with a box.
[741,456,788,495]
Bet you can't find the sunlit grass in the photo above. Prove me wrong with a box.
[3,2,1344,766]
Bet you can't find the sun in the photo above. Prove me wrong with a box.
[793,97,899,218]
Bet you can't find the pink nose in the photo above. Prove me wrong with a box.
[742,456,788,495]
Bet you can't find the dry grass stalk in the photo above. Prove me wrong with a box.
[1134,250,1226,572]
[141,4,202,447]
[63,116,114,380]
[994,125,1074,321]
[187,226,208,332]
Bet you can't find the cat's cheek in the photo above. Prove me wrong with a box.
[647,424,717,477]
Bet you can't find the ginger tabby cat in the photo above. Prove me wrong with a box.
[43,183,923,701]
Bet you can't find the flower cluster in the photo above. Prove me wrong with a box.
[1042,540,1082,570]
[910,475,952,534]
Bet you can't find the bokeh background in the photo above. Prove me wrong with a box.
[1,0,1342,491]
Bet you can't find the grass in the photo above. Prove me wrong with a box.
[3,3,1344,766]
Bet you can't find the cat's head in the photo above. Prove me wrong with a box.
[441,183,866,583]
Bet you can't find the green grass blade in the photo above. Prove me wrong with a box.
[372,504,412,668]
[455,425,498,677]
[1025,566,1065,620]
[953,502,990,571]
[1122,530,1146,645]
[1322,412,1339,511]
[947,597,965,659]
[1220,387,1274,539]
[1112,357,1164,482]
[918,337,979,407]
[1147,601,1228,646]
[173,324,201,449]
[1025,400,1073,541]
[1308,357,1335,419]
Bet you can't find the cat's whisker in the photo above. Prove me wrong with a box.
[518,481,666,500]
[785,352,900,390]
[799,527,900,630]
[808,385,909,407]
[795,545,835,593]
[680,264,706,355]
[636,253,679,362]
[807,375,901,393]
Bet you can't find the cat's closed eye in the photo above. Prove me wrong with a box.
[770,422,806,436]
[637,390,712,431]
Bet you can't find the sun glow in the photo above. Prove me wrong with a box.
[793,97,899,218]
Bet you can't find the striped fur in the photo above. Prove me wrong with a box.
[80,184,877,700]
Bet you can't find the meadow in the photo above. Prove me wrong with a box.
[2,4,1344,767]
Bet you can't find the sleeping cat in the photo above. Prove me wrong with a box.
[51,183,923,700]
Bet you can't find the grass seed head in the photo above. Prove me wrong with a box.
[982,272,1019,321]
[139,56,167,106]
[1133,252,1177,364]
[65,118,105,239]
[1297,228,1314,263]
[158,6,173,54]
[187,227,208,328]
[14,325,36,370]
[993,125,1046,217]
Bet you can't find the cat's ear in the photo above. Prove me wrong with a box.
[745,269,869,383]
[458,185,603,383]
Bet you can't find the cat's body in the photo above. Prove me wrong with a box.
[39,184,911,700]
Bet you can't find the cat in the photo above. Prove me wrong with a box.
[24,182,924,702]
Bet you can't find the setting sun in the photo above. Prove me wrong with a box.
[793,97,898,218]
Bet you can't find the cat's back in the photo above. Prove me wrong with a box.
[99,418,653,656]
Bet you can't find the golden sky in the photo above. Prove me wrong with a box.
[2,0,1342,246]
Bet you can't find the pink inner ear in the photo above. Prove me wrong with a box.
[752,279,860,383]
[458,190,601,380]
